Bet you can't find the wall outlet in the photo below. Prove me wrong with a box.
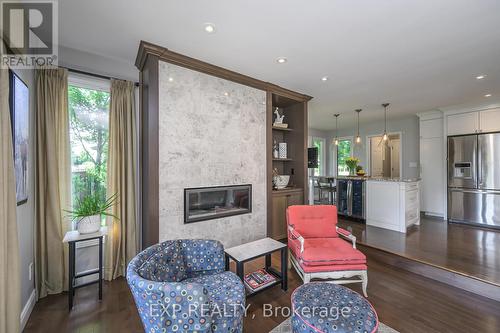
[28,262,33,281]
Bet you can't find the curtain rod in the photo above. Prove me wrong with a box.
[64,66,139,87]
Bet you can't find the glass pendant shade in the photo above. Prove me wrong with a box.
[334,113,340,146]
[355,109,362,144]
[382,103,389,142]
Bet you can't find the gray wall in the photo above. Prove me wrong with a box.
[157,61,267,247]
[12,68,36,315]
[59,45,139,82]
[310,115,420,179]
[308,128,333,175]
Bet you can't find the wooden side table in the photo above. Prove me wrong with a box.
[63,226,107,311]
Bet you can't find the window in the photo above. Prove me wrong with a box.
[68,77,110,209]
[337,138,353,176]
[312,137,326,176]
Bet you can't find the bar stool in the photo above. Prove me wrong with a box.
[315,177,336,205]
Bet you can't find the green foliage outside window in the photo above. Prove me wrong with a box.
[337,139,352,176]
[68,85,110,206]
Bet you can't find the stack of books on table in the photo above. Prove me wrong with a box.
[244,269,277,292]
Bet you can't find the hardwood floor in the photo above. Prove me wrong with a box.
[338,215,500,286]
[25,250,500,333]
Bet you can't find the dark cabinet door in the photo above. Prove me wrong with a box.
[271,191,304,240]
[286,192,304,207]
[271,195,288,240]
[352,180,364,217]
[337,180,348,215]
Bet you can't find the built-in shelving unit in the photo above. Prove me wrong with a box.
[267,92,310,240]
[272,126,293,132]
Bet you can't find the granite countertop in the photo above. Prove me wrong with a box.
[336,176,420,183]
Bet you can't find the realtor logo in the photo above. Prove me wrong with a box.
[1,0,58,68]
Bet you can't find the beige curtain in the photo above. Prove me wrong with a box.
[35,67,71,298]
[0,69,21,333]
[104,80,137,280]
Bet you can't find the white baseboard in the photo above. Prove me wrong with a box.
[20,289,36,331]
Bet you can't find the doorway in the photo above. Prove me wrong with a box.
[368,133,401,178]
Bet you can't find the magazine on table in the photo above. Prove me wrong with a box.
[244,269,277,292]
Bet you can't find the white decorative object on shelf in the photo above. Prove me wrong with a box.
[77,215,101,234]
[279,143,287,159]
[273,175,290,189]
[274,107,285,124]
[273,140,279,158]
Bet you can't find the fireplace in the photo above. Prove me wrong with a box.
[184,185,252,223]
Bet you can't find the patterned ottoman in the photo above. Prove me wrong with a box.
[291,282,378,333]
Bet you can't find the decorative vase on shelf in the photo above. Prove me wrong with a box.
[278,143,287,159]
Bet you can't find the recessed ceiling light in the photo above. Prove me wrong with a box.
[168,77,174,82]
[485,94,492,97]
[224,92,229,96]
[276,57,287,64]
[321,76,328,81]
[476,75,486,80]
[204,23,215,33]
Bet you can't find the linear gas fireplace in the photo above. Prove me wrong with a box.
[184,185,252,223]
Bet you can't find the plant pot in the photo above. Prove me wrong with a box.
[77,215,101,234]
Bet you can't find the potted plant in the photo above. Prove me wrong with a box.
[345,157,360,176]
[65,193,119,234]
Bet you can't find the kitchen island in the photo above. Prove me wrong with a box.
[336,176,420,233]
[365,178,420,233]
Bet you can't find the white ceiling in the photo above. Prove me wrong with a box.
[59,0,500,130]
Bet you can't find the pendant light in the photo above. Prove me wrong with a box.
[355,109,362,143]
[382,103,389,141]
[334,113,340,145]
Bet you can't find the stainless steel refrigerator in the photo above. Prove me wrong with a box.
[448,133,500,229]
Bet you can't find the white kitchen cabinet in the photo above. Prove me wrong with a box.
[479,108,500,133]
[447,108,500,136]
[418,115,445,217]
[366,180,420,233]
[447,112,479,135]
[420,137,444,215]
[420,117,443,138]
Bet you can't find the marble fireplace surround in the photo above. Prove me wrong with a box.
[158,60,267,248]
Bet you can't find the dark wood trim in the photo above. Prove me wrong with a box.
[266,91,273,239]
[140,55,159,249]
[135,40,313,102]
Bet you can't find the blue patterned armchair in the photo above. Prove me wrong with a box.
[127,239,245,333]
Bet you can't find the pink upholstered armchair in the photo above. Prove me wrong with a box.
[287,205,368,296]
